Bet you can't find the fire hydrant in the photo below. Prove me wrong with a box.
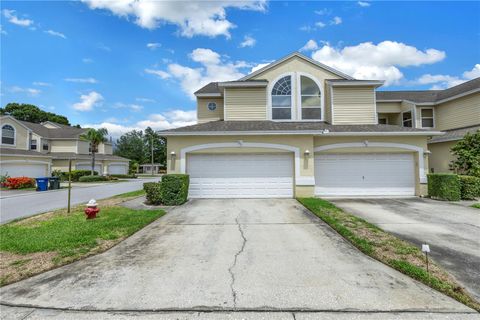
[84,199,100,219]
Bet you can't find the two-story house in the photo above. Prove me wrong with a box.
[0,116,130,177]
[376,78,480,174]
[161,52,448,198]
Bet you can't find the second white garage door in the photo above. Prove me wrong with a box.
[108,164,128,175]
[315,153,415,196]
[76,163,102,174]
[187,153,293,198]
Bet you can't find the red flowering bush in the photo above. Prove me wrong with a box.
[4,177,36,189]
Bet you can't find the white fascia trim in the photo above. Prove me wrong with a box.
[162,130,444,137]
[240,52,354,81]
[195,93,222,97]
[327,81,384,87]
[218,82,268,88]
[314,142,428,183]
[180,142,313,186]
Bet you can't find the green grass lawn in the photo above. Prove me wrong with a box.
[0,207,163,258]
[298,197,480,311]
[0,190,162,286]
[472,203,480,209]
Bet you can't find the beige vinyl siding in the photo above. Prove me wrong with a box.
[324,84,332,123]
[428,141,456,174]
[197,97,224,123]
[104,144,113,155]
[434,93,480,131]
[331,86,376,125]
[77,140,90,154]
[224,87,267,121]
[250,56,343,121]
[0,118,29,150]
[50,140,78,153]
[377,101,402,113]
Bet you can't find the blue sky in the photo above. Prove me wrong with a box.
[1,1,479,137]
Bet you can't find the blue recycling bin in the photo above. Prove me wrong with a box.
[35,177,49,191]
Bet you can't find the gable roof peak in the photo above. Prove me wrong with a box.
[240,51,355,81]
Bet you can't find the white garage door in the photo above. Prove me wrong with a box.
[187,153,294,198]
[1,162,48,178]
[315,153,415,196]
[76,163,102,173]
[109,164,128,175]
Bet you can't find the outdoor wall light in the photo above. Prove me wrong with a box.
[304,149,310,156]
[170,151,176,170]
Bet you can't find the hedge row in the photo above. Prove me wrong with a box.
[143,174,189,206]
[55,170,99,182]
[427,174,480,201]
[78,175,108,182]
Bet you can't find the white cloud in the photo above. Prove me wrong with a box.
[311,40,446,85]
[300,39,319,52]
[113,102,144,112]
[314,8,331,15]
[414,64,480,89]
[72,91,104,111]
[44,29,66,39]
[331,16,342,25]
[83,0,267,38]
[82,109,197,138]
[98,43,111,51]
[358,1,371,7]
[65,77,98,84]
[2,9,33,27]
[146,42,161,50]
[144,68,171,79]
[149,48,248,99]
[136,97,156,103]
[0,25,7,35]
[33,82,52,87]
[9,86,41,96]
[240,35,256,48]
[315,21,326,28]
[463,64,480,80]
[250,62,270,73]
[82,58,93,64]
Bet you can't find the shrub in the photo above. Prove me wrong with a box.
[427,174,461,201]
[160,174,189,206]
[4,177,36,189]
[110,174,137,179]
[459,175,480,200]
[62,169,98,182]
[78,175,108,182]
[0,174,10,187]
[450,130,480,177]
[143,182,162,205]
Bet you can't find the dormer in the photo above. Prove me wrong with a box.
[194,52,383,125]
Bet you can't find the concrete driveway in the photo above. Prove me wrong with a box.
[0,199,475,319]
[330,198,480,302]
[0,178,160,223]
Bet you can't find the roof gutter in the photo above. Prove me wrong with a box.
[162,130,444,137]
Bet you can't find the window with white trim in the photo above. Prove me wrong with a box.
[31,139,37,150]
[402,111,413,127]
[271,76,292,120]
[300,76,322,120]
[421,108,434,128]
[43,142,49,151]
[1,125,15,145]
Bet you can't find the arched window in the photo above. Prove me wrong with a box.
[271,76,292,120]
[1,125,15,145]
[300,76,322,120]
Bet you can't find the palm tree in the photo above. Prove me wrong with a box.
[80,128,109,175]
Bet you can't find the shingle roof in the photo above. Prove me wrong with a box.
[161,121,437,135]
[16,119,87,139]
[194,82,221,95]
[429,125,480,143]
[49,153,129,161]
[0,148,52,158]
[377,77,480,103]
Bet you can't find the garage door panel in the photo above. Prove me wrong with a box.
[109,164,128,175]
[76,164,102,173]
[315,153,415,196]
[1,163,48,178]
[187,154,293,198]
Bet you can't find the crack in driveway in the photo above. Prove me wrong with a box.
[228,216,247,308]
